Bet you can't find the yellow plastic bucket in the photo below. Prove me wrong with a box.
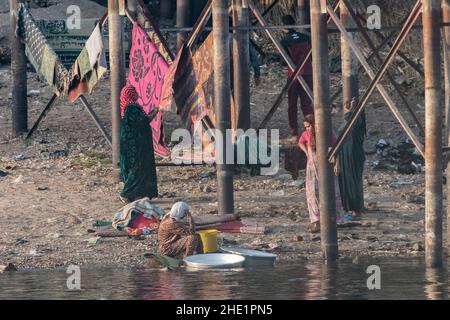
[197,229,219,253]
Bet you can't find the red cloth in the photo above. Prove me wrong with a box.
[125,212,160,236]
[299,130,337,148]
[120,85,139,118]
[287,42,313,77]
[128,22,169,158]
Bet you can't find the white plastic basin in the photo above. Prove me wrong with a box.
[183,253,245,270]
[220,247,277,267]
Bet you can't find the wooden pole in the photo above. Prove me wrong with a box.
[160,0,174,19]
[423,0,443,268]
[327,2,425,161]
[213,0,234,214]
[10,0,27,137]
[177,0,191,50]
[297,0,309,32]
[342,0,424,135]
[444,0,450,145]
[310,0,338,262]
[443,0,450,255]
[127,0,137,18]
[233,0,251,130]
[108,0,124,170]
[340,0,359,106]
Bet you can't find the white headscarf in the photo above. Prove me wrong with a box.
[166,202,190,221]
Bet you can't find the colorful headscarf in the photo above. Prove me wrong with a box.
[165,202,190,222]
[120,84,139,119]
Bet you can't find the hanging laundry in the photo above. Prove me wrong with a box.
[160,33,236,133]
[128,22,170,158]
[135,2,173,64]
[147,30,172,64]
[17,3,69,96]
[67,22,107,103]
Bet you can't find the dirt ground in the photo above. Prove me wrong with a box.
[0,54,447,270]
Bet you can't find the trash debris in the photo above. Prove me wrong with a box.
[12,175,24,184]
[373,139,424,174]
[289,179,305,187]
[27,90,40,97]
[199,172,215,179]
[411,242,424,252]
[84,237,101,245]
[12,154,27,161]
[0,263,17,273]
[49,150,68,158]
[376,139,390,150]
[0,170,8,177]
[37,186,48,191]
[158,191,176,198]
[202,186,212,193]
[15,237,28,245]
[92,220,112,228]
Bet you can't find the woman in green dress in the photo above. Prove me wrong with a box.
[119,85,158,203]
[338,97,366,218]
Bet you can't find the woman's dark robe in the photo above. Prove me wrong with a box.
[338,111,366,213]
[120,103,158,201]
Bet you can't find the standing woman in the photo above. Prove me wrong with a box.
[338,97,366,218]
[119,85,158,203]
[298,115,347,233]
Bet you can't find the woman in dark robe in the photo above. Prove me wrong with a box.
[119,85,158,203]
[338,97,366,218]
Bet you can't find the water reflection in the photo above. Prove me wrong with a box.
[0,257,449,299]
[424,267,448,300]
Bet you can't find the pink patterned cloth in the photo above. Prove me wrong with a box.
[128,23,169,158]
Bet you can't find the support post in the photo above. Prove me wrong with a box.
[423,0,443,268]
[177,0,191,50]
[340,0,359,105]
[443,0,450,253]
[108,0,124,170]
[310,0,338,261]
[233,0,251,130]
[213,0,234,214]
[297,0,309,32]
[342,0,424,134]
[10,0,27,136]
[160,0,174,19]
[444,0,450,144]
[127,0,137,19]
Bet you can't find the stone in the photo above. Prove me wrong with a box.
[0,263,17,273]
[202,186,212,193]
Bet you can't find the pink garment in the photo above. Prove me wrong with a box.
[299,130,343,224]
[298,130,336,148]
[128,22,169,157]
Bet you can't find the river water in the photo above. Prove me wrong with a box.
[0,256,448,300]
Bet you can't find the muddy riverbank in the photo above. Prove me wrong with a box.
[0,54,447,270]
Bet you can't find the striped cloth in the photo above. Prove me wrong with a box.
[17,3,69,96]
[160,33,236,132]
